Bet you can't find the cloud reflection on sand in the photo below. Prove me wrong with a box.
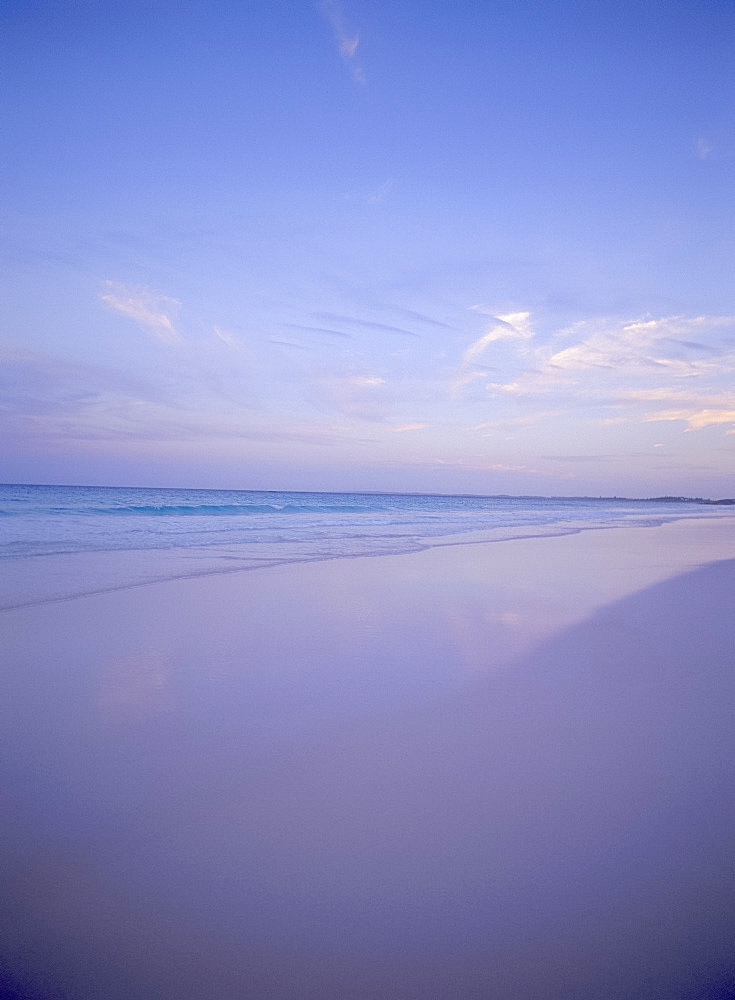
[96,648,172,723]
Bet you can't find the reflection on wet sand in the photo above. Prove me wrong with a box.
[2,525,734,998]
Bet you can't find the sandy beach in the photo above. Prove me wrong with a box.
[2,517,734,999]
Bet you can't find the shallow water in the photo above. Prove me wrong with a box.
[1,483,730,609]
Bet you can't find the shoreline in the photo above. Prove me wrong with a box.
[2,508,734,614]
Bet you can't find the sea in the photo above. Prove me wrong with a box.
[1,482,731,610]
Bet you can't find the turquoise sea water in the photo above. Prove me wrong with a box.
[1,483,731,609]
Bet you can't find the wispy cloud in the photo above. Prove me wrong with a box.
[432,457,531,474]
[213,326,241,349]
[645,408,735,430]
[268,338,312,351]
[0,345,158,416]
[476,313,735,434]
[696,137,714,160]
[367,179,393,205]
[470,411,561,434]
[488,314,735,398]
[101,281,181,345]
[453,311,534,392]
[385,306,455,331]
[286,324,353,340]
[318,0,365,83]
[543,316,733,376]
[315,313,421,337]
[392,423,427,432]
[323,374,387,421]
[0,345,176,443]
[0,345,383,450]
[614,387,735,406]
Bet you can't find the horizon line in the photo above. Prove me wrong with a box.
[2,482,733,505]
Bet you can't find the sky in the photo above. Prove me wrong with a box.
[2,0,734,497]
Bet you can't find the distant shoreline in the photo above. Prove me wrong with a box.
[1,482,734,505]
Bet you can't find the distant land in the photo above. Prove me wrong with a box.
[648,496,735,505]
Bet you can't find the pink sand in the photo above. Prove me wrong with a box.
[2,518,734,998]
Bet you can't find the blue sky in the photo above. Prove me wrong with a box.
[2,0,734,496]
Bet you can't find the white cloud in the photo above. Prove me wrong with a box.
[213,326,240,348]
[588,387,735,432]
[465,310,534,353]
[392,423,426,432]
[645,408,735,431]
[318,0,364,83]
[544,316,732,376]
[340,35,358,58]
[453,311,534,392]
[101,282,181,345]
[487,315,735,399]
[461,313,735,438]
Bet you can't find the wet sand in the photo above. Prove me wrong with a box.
[2,519,734,998]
